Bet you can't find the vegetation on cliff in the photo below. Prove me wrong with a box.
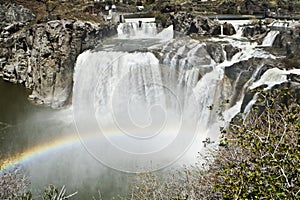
[214,85,300,199]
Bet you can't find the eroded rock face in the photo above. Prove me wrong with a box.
[222,22,236,36]
[242,24,267,42]
[224,58,276,108]
[273,28,300,59]
[0,3,35,29]
[167,12,236,36]
[0,4,117,108]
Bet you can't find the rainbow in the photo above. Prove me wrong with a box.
[0,126,205,174]
[0,134,82,173]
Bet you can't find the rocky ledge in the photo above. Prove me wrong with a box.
[0,3,117,107]
[167,12,236,36]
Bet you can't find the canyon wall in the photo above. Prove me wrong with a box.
[0,3,117,107]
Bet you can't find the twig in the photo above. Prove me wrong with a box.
[272,113,287,157]
[64,191,78,199]
[279,166,291,188]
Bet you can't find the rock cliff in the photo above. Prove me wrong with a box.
[167,12,236,36]
[0,3,117,107]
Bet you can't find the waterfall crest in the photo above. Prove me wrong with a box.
[117,22,157,39]
[117,18,173,40]
[261,30,279,47]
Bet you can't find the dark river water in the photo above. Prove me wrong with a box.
[0,79,44,158]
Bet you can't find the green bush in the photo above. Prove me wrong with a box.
[152,11,170,28]
[214,86,300,199]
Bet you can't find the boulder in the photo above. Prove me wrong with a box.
[222,22,236,35]
[243,23,267,39]
[206,43,225,63]
[224,44,240,61]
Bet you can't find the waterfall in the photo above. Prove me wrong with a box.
[72,47,222,171]
[235,26,245,38]
[220,24,224,36]
[219,20,250,39]
[117,18,173,40]
[261,30,279,47]
[72,22,287,172]
[250,68,300,90]
[117,22,157,39]
[267,20,291,28]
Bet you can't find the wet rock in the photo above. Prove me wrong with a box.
[206,43,225,63]
[222,22,236,35]
[187,22,199,35]
[273,28,300,59]
[210,25,221,36]
[224,58,266,107]
[224,45,240,61]
[288,74,300,83]
[243,24,267,39]
[240,90,256,113]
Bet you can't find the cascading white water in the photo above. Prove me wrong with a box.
[117,18,174,40]
[250,68,300,90]
[220,20,250,39]
[72,48,217,171]
[220,24,224,36]
[117,22,157,39]
[235,26,245,38]
[261,30,279,47]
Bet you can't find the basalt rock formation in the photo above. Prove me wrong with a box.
[0,3,117,107]
[273,28,300,59]
[167,12,236,36]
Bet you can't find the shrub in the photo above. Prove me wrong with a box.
[0,167,31,200]
[214,86,300,199]
[0,165,77,200]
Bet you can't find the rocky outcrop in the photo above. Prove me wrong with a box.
[168,12,236,36]
[224,44,240,61]
[0,3,35,29]
[223,58,282,109]
[273,28,300,59]
[152,38,225,63]
[242,23,268,41]
[0,4,117,107]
